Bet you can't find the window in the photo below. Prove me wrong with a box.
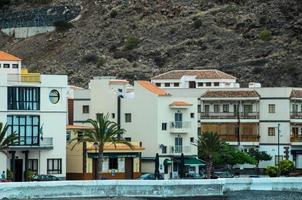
[214,104,220,113]
[109,158,118,170]
[49,90,60,104]
[174,83,179,87]
[206,82,211,87]
[82,105,89,114]
[204,105,210,113]
[190,137,194,143]
[189,81,196,88]
[292,104,299,113]
[8,87,40,110]
[223,104,229,113]
[243,105,253,114]
[47,159,62,174]
[111,113,115,119]
[268,127,275,136]
[28,159,38,173]
[275,155,283,166]
[66,131,71,142]
[12,64,19,69]
[268,104,275,113]
[125,137,131,141]
[164,83,170,87]
[125,113,132,123]
[175,137,183,153]
[155,83,161,87]
[292,127,299,137]
[214,82,219,86]
[190,113,194,118]
[197,127,201,135]
[7,115,40,146]
[162,146,167,154]
[197,105,201,113]
[3,64,9,68]
[198,82,203,87]
[162,123,167,130]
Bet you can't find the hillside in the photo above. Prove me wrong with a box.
[0,0,302,87]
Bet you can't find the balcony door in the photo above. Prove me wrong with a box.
[175,137,183,153]
[174,113,183,128]
[204,105,210,116]
[243,105,253,116]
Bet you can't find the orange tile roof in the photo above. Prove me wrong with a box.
[152,69,236,80]
[202,90,259,98]
[0,51,22,61]
[137,81,170,96]
[109,80,129,84]
[170,101,192,106]
[291,90,302,98]
[87,143,144,151]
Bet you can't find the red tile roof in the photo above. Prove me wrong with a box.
[0,51,21,61]
[152,69,236,80]
[170,101,192,106]
[202,90,259,98]
[137,81,170,96]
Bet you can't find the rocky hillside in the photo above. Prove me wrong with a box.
[1,0,302,87]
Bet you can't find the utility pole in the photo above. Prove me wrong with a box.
[277,123,280,177]
[236,101,241,147]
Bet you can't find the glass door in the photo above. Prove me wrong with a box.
[174,113,183,128]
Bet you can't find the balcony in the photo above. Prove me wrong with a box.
[170,121,191,133]
[290,112,302,119]
[290,135,302,143]
[218,134,259,142]
[200,112,259,120]
[9,137,53,150]
[7,73,41,83]
[170,145,192,154]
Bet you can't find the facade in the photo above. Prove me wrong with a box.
[152,69,302,170]
[66,125,144,180]
[0,51,67,181]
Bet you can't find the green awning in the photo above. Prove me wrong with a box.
[163,159,172,165]
[184,157,205,166]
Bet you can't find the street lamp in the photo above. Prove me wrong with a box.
[277,123,281,177]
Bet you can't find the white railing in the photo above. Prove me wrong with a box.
[170,145,191,154]
[170,121,191,133]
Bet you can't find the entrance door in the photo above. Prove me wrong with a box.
[189,81,196,88]
[124,158,133,179]
[15,159,23,182]
[174,113,183,128]
[92,158,98,180]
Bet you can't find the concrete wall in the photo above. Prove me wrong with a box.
[1,27,55,38]
[1,178,302,199]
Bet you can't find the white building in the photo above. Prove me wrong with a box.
[0,51,67,181]
[151,69,302,170]
[71,77,203,179]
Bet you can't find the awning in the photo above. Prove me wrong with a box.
[184,157,205,166]
[163,159,172,165]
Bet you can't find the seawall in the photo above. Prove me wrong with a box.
[0,178,302,199]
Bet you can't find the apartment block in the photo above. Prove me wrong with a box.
[0,51,67,181]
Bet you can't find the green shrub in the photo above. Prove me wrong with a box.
[265,166,278,177]
[54,21,74,32]
[110,9,118,18]
[279,160,295,176]
[97,57,106,67]
[6,169,13,181]
[193,19,202,29]
[25,170,35,181]
[82,53,99,64]
[259,29,272,41]
[124,36,139,50]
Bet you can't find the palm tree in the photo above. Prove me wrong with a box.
[0,122,17,155]
[194,131,223,179]
[71,114,132,180]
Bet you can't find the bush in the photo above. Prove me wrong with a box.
[0,0,10,9]
[265,166,278,177]
[259,29,272,41]
[279,160,295,176]
[193,19,202,29]
[110,9,118,18]
[124,36,139,50]
[54,21,74,32]
[6,169,13,181]
[25,170,35,181]
[82,53,99,64]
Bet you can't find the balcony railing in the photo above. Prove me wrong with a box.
[200,112,259,119]
[218,134,259,142]
[9,137,53,149]
[170,145,191,154]
[290,135,302,142]
[290,112,302,119]
[7,73,41,83]
[170,121,191,133]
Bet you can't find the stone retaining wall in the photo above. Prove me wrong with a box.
[0,178,302,199]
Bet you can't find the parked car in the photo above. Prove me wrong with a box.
[137,173,164,180]
[184,173,205,179]
[212,171,234,179]
[32,175,60,181]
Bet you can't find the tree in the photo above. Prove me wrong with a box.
[71,114,132,180]
[214,143,256,168]
[249,149,272,175]
[0,123,17,155]
[194,132,224,179]
[0,0,10,9]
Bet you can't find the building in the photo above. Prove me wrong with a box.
[151,69,302,170]
[66,125,144,180]
[0,51,67,181]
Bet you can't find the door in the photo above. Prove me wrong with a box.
[296,155,302,169]
[92,158,98,180]
[14,159,23,182]
[189,81,196,88]
[204,105,210,116]
[174,113,183,128]
[124,158,133,179]
[175,137,183,153]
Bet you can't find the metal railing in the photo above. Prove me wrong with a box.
[7,73,41,83]
[290,112,302,119]
[200,112,259,119]
[218,134,259,142]
[290,135,302,142]
[10,137,53,148]
[170,121,191,133]
[170,145,191,154]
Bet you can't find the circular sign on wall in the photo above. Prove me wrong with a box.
[49,89,60,104]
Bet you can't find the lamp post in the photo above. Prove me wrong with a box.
[93,142,99,180]
[277,123,280,177]
[117,89,124,139]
